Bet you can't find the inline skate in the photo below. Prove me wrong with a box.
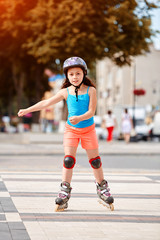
[55,181,72,212]
[96,179,114,211]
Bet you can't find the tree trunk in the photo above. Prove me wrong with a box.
[12,62,25,111]
[31,64,45,123]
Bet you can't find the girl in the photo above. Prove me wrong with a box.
[122,108,133,143]
[103,110,117,142]
[18,57,114,211]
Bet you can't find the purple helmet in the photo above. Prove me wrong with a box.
[63,57,87,74]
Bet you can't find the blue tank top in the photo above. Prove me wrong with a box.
[66,86,94,128]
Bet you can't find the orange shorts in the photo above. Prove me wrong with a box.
[63,123,99,149]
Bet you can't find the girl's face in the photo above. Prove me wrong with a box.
[67,67,84,86]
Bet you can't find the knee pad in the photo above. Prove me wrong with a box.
[63,155,76,169]
[89,156,102,169]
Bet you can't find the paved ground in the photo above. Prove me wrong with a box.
[0,171,160,240]
[0,135,160,240]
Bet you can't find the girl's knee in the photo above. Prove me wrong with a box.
[89,156,102,169]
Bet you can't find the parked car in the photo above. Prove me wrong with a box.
[149,112,160,141]
[134,119,153,141]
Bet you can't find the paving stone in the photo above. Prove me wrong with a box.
[11,229,31,240]
[8,222,26,230]
[0,232,12,240]
[0,182,7,191]
[5,213,22,222]
[0,205,3,213]
[0,214,6,221]
[0,222,9,231]
[0,197,17,212]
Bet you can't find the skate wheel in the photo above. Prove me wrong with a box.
[55,202,68,212]
[55,204,64,212]
[109,204,114,211]
[98,199,114,211]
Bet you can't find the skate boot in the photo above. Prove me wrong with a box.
[96,180,114,211]
[55,181,72,212]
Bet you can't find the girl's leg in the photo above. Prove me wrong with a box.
[124,133,130,143]
[126,133,130,143]
[62,146,77,183]
[108,127,112,141]
[110,126,114,141]
[55,146,77,211]
[107,127,114,142]
[85,148,104,184]
[106,127,110,141]
[86,148,114,208]
[109,126,114,141]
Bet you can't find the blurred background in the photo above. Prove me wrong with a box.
[0,0,160,143]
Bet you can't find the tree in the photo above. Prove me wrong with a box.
[0,0,159,119]
[0,0,50,120]
[22,0,159,67]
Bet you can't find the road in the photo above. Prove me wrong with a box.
[0,152,160,172]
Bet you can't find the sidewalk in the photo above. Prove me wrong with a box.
[0,132,160,155]
[0,171,160,240]
[0,134,160,240]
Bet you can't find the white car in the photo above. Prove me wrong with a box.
[150,112,160,141]
[134,119,153,141]
[152,112,160,136]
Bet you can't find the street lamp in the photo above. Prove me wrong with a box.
[132,59,146,128]
[132,60,136,128]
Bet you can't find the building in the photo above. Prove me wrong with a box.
[96,45,160,119]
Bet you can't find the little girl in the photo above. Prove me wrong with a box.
[18,57,114,211]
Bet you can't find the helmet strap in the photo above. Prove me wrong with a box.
[74,80,83,102]
[66,72,86,102]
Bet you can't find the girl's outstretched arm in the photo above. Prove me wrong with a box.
[18,89,65,117]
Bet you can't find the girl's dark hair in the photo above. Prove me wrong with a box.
[61,76,96,89]
[108,110,112,115]
[125,108,128,114]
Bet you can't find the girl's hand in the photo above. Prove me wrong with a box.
[18,109,28,117]
[69,116,80,125]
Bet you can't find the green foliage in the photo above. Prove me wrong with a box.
[21,0,158,66]
[0,0,158,116]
